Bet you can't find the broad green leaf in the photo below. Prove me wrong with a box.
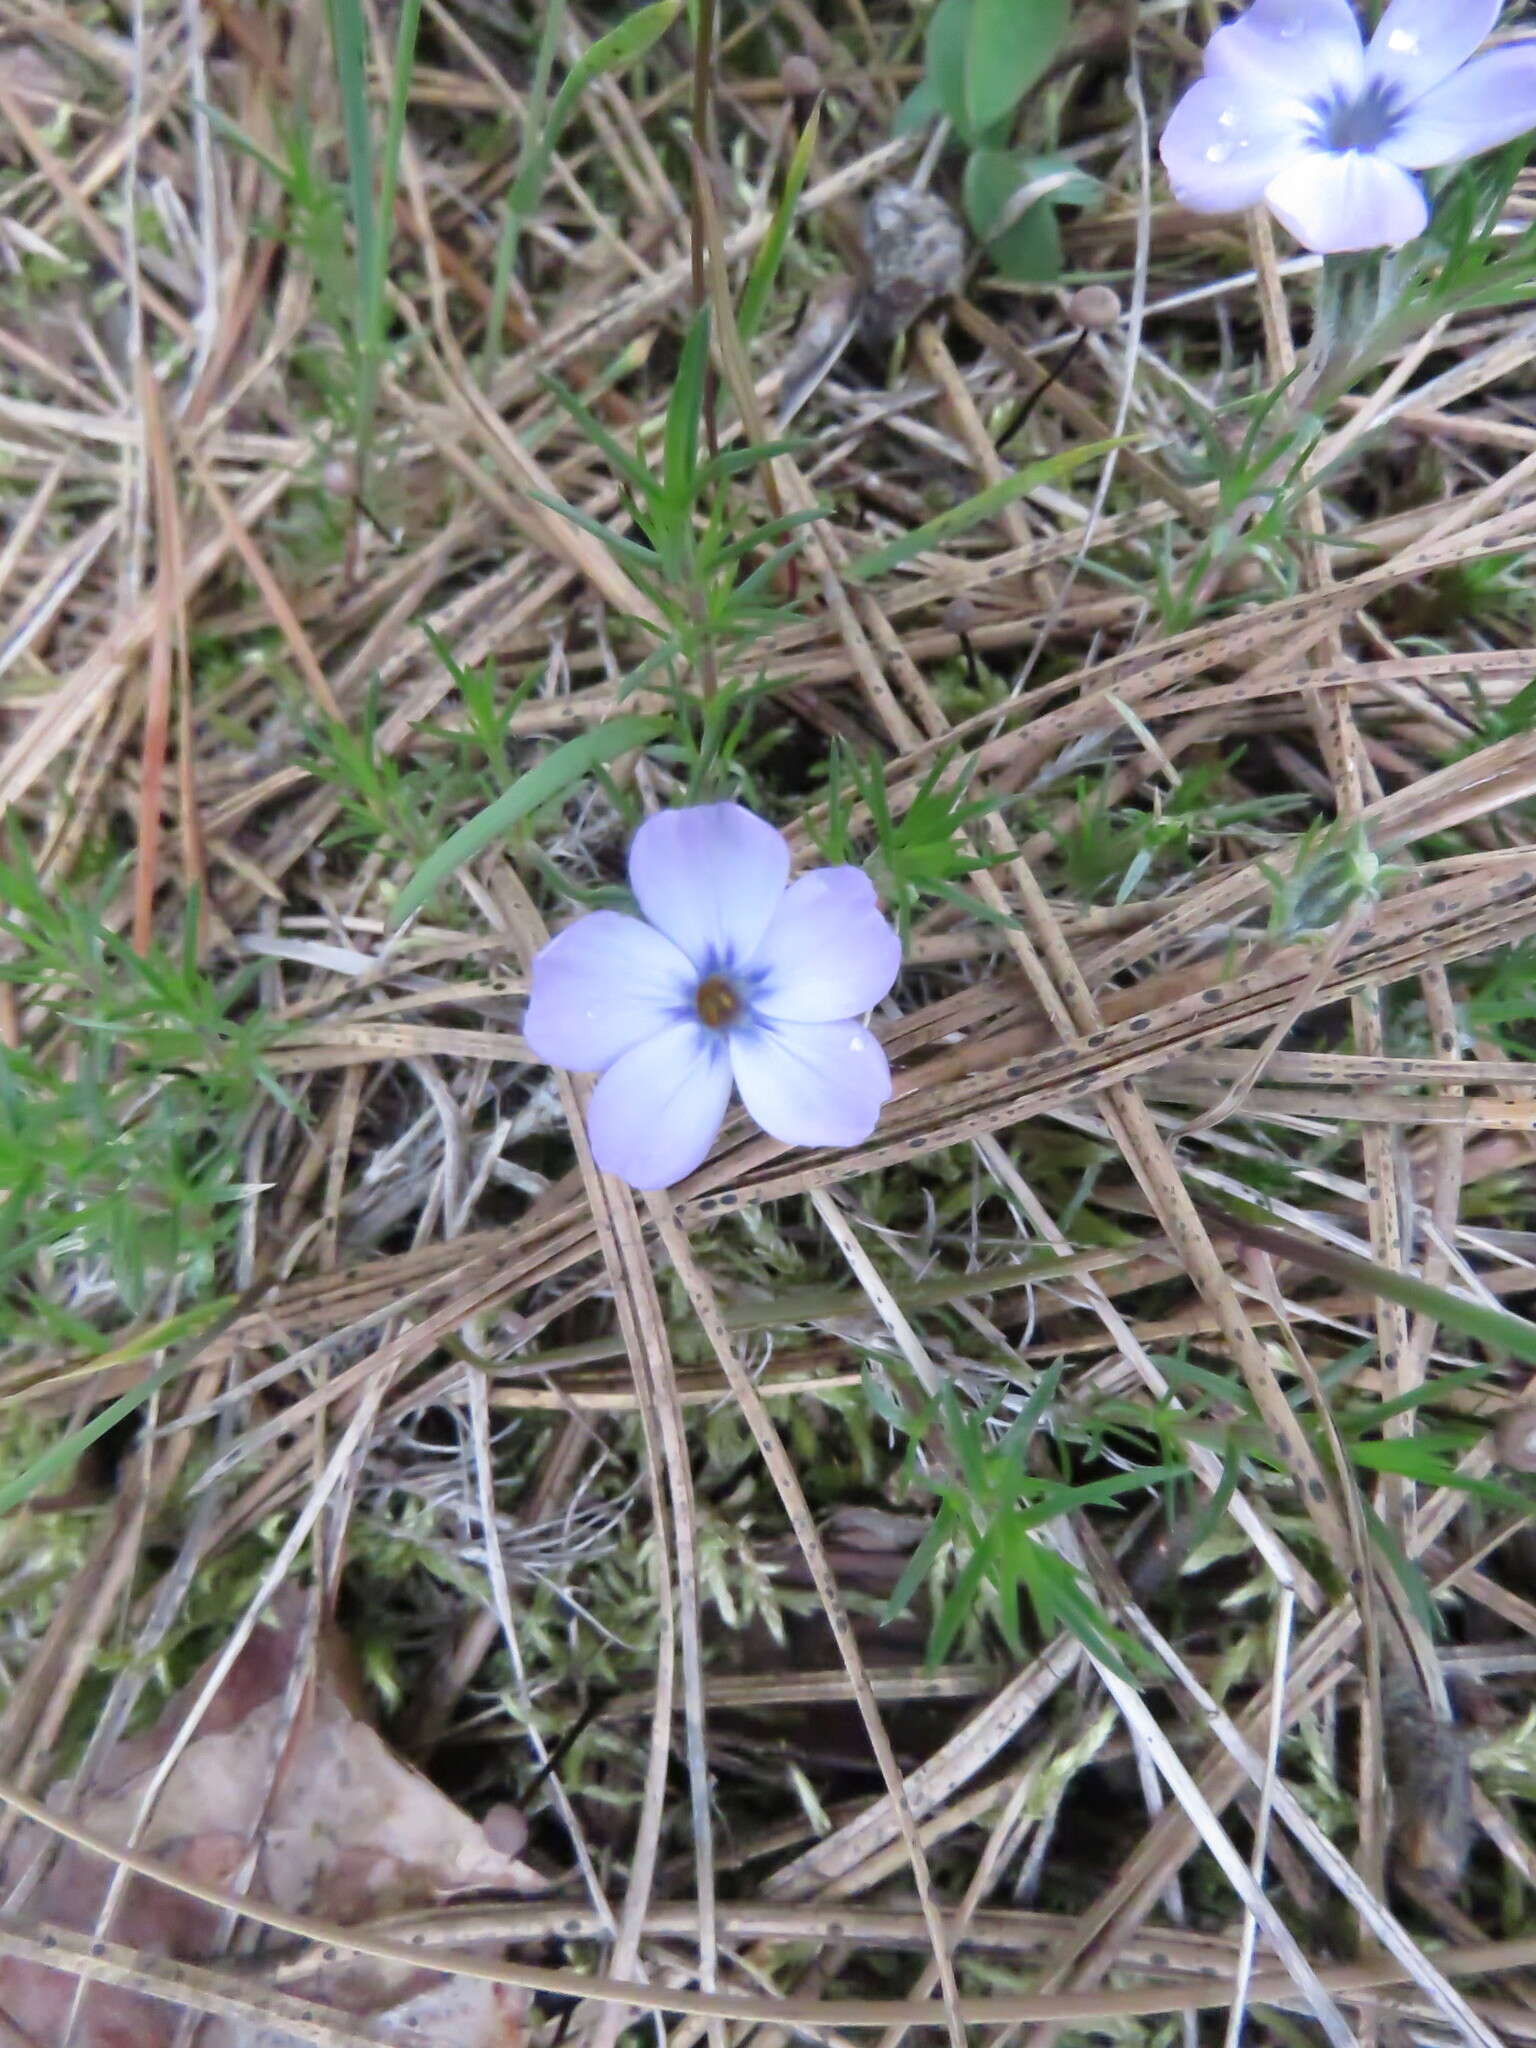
[969,149,1099,280]
[963,148,1023,237]
[924,0,973,136]
[893,74,942,135]
[966,0,1069,140]
[992,202,1062,286]
[389,716,664,926]
[964,151,1097,282]
[846,439,1124,579]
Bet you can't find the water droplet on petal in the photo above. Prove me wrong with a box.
[1386,27,1419,53]
[1204,142,1230,163]
[1217,107,1236,128]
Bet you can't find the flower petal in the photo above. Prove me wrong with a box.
[585,1022,733,1188]
[525,911,694,1073]
[749,869,902,1024]
[1380,43,1536,166]
[628,803,789,973]
[1366,0,1501,102]
[1204,0,1365,100]
[1159,77,1312,212]
[729,1018,891,1151]
[1263,147,1428,250]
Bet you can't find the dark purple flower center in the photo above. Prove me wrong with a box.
[1312,77,1404,154]
[695,974,743,1029]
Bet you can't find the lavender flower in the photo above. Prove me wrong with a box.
[525,802,901,1190]
[1159,0,1536,253]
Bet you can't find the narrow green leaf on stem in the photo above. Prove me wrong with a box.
[545,0,682,148]
[1207,1192,1536,1370]
[389,715,666,926]
[0,1296,245,1519]
[324,0,423,498]
[845,439,1124,579]
[738,100,820,345]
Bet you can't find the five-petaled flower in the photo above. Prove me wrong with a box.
[524,803,902,1190]
[1159,0,1536,254]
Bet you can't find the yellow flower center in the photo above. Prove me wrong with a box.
[695,975,742,1029]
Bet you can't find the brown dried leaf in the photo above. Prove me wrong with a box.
[0,1590,542,2046]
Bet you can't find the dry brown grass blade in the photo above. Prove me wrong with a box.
[478,862,692,2048]
[647,1196,966,2048]
[0,465,292,812]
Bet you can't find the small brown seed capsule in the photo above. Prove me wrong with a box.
[942,595,980,637]
[780,53,821,99]
[322,455,356,497]
[1065,283,1122,332]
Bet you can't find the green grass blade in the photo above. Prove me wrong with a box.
[1208,1192,1536,1370]
[390,715,665,926]
[369,0,424,355]
[738,99,820,345]
[325,0,422,491]
[483,0,569,379]
[664,308,711,504]
[845,440,1124,579]
[0,1298,242,1519]
[541,0,682,154]
[493,0,680,377]
[537,373,656,498]
[325,0,376,319]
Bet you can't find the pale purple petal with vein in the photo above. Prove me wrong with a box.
[524,911,693,1072]
[1159,77,1315,210]
[1366,0,1501,99]
[586,1023,734,1188]
[729,1019,891,1149]
[750,869,902,1023]
[1382,42,1536,166]
[628,803,789,972]
[1263,147,1428,249]
[1204,0,1365,97]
